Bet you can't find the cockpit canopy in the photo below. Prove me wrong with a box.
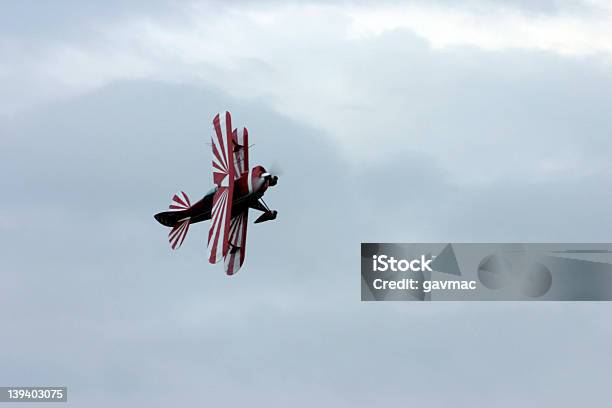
[205,185,219,197]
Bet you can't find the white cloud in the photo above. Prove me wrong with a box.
[347,2,612,56]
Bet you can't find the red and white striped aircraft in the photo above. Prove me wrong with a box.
[154,111,278,275]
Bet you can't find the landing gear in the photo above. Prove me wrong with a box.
[252,198,278,223]
[254,210,277,224]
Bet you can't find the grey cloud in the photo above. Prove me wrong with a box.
[1,3,612,405]
[0,0,178,40]
[1,80,611,407]
[322,30,612,182]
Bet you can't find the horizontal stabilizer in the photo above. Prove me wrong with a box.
[153,191,192,248]
[169,218,190,250]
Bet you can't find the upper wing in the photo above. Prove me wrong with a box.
[211,111,235,188]
[208,112,235,263]
[232,127,249,179]
[224,210,249,275]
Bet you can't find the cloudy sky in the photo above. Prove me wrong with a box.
[1,0,612,406]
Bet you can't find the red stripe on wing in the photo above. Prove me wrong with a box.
[212,114,227,170]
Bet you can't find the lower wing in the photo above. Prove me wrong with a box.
[207,187,233,263]
[224,210,249,275]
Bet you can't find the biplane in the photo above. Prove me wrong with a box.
[154,111,278,275]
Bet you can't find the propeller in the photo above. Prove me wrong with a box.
[262,162,281,186]
[267,160,284,177]
[261,172,278,186]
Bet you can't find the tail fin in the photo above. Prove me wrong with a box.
[154,191,192,250]
[169,191,191,210]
